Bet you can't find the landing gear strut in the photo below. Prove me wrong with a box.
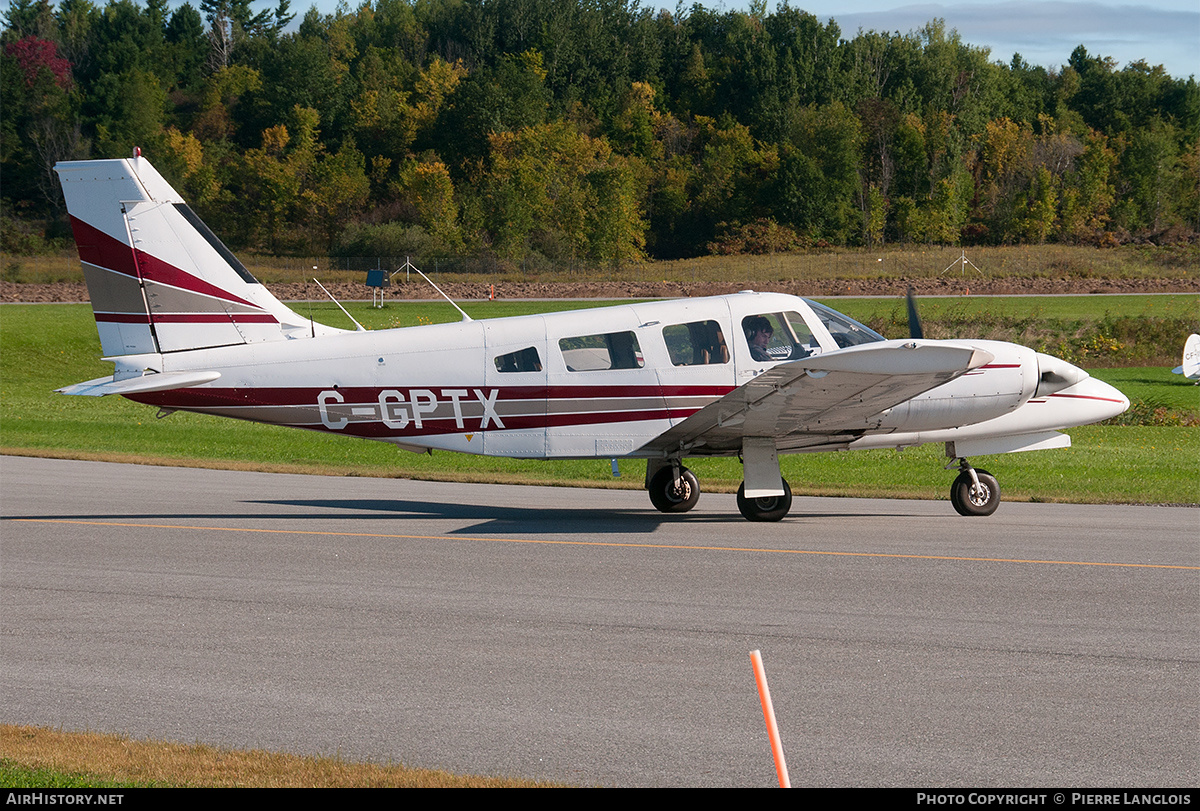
[648,465,700,513]
[736,479,793,522]
[948,459,1000,516]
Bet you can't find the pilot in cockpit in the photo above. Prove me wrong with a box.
[744,316,775,362]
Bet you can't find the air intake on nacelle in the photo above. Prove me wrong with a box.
[1034,353,1089,398]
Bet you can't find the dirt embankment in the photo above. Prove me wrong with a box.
[3,275,1198,304]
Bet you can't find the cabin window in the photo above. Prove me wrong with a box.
[662,321,729,366]
[559,331,644,371]
[494,347,542,373]
[742,312,818,363]
[806,300,886,347]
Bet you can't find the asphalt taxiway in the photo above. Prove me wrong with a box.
[2,456,1196,786]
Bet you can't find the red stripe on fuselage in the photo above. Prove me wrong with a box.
[129,384,735,409]
[307,408,691,439]
[126,384,727,438]
[1047,392,1127,404]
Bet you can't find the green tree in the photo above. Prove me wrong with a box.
[303,139,370,251]
[1115,117,1186,233]
[164,3,206,92]
[483,120,645,264]
[397,159,464,253]
[91,67,167,157]
[434,49,551,175]
[775,101,861,243]
[1058,129,1116,242]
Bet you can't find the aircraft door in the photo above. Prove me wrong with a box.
[482,317,549,457]
[544,307,667,458]
[653,306,737,427]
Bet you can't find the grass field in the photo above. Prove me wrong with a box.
[6,242,1199,286]
[2,298,1196,505]
[0,725,558,788]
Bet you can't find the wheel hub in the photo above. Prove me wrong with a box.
[670,480,692,502]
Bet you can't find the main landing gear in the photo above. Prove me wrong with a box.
[736,479,792,522]
[948,458,1000,516]
[647,465,700,513]
[646,452,795,522]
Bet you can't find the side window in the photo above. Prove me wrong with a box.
[662,320,730,366]
[494,346,542,373]
[742,312,817,363]
[559,331,644,371]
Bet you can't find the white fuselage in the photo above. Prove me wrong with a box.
[121,292,1128,461]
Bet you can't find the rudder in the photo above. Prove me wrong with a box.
[56,156,329,357]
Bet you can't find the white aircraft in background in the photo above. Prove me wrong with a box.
[53,157,1129,521]
[1172,334,1199,381]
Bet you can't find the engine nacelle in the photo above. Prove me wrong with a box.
[876,341,1038,432]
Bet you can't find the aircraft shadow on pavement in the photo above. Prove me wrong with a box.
[251,497,924,529]
[5,498,921,532]
[245,497,746,533]
[247,498,923,529]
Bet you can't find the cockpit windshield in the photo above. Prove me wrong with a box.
[805,300,886,347]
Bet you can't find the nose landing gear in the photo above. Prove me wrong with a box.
[948,459,1000,516]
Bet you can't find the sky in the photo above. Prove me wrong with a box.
[287,0,1200,79]
[783,1,1199,79]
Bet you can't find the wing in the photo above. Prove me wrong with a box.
[640,341,994,456]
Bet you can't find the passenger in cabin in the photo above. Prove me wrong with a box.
[704,322,729,364]
[744,316,774,362]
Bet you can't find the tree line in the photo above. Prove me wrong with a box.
[3,0,1197,266]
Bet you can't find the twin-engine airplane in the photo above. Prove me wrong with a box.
[54,157,1129,521]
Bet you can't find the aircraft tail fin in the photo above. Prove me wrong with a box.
[1173,333,1200,380]
[55,156,340,357]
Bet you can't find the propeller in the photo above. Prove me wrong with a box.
[905,286,924,340]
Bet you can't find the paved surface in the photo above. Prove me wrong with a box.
[2,456,1197,787]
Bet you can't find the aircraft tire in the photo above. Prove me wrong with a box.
[736,480,792,522]
[950,469,1000,516]
[648,467,700,513]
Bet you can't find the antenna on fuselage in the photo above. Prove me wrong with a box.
[396,257,472,322]
[312,278,367,332]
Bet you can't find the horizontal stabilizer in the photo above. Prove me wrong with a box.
[57,370,221,397]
